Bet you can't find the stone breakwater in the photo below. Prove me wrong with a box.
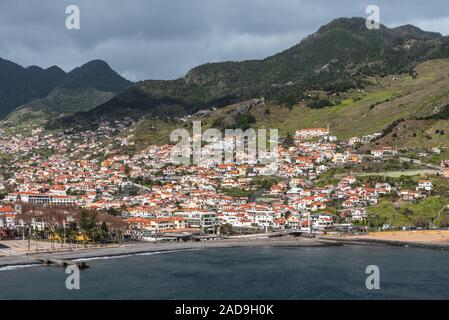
[320,237,449,250]
[0,237,341,268]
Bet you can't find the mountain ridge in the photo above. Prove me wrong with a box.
[119,58,449,150]
[1,59,133,128]
[0,58,132,120]
[48,17,449,129]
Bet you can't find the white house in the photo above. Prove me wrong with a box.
[417,180,433,191]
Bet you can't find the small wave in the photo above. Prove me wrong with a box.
[71,248,200,262]
[0,264,42,272]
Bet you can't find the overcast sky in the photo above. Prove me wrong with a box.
[1,0,448,81]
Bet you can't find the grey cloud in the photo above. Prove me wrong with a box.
[0,0,448,81]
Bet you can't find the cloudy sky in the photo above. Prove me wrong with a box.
[1,0,448,81]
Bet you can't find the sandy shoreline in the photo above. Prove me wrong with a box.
[349,230,449,243]
[321,230,449,251]
[0,237,341,268]
[4,231,449,268]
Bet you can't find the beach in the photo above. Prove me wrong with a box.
[0,236,340,268]
[322,230,449,250]
[350,230,449,243]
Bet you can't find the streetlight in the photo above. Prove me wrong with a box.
[63,220,66,248]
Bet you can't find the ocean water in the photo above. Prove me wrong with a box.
[1,245,449,299]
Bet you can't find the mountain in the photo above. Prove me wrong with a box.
[3,59,132,126]
[59,59,132,93]
[5,87,116,127]
[0,59,66,118]
[48,17,449,130]
[119,57,449,151]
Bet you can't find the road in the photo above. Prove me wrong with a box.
[399,157,441,170]
[130,182,152,192]
[354,169,440,178]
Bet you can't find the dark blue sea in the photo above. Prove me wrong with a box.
[1,245,449,299]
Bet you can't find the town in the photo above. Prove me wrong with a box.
[0,120,448,252]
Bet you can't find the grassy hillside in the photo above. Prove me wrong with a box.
[366,175,449,227]
[209,59,449,141]
[368,196,449,227]
[4,86,115,128]
[252,59,449,141]
[119,58,449,151]
[124,117,183,150]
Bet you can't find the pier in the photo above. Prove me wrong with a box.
[34,256,89,269]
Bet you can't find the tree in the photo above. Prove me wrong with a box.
[283,132,295,148]
[17,203,38,252]
[414,216,427,228]
[403,208,414,217]
[78,209,97,246]
[99,213,127,243]
[42,206,65,249]
[98,221,109,243]
[438,214,449,228]
[105,207,121,216]
[283,211,292,219]
[219,223,232,236]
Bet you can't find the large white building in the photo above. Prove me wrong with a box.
[5,192,79,206]
[173,210,217,230]
[295,126,330,140]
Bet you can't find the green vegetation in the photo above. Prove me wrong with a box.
[368,196,449,227]
[283,132,295,148]
[352,158,426,174]
[131,176,162,188]
[66,189,87,196]
[122,56,449,152]
[16,204,128,246]
[124,116,182,150]
[49,17,449,130]
[233,111,256,130]
[0,59,66,118]
[222,188,250,198]
[0,59,131,122]
[251,176,283,191]
[5,87,115,127]
[307,99,334,109]
[8,18,447,154]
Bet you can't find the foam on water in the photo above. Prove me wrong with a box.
[0,249,200,272]
[0,264,42,272]
[71,248,200,262]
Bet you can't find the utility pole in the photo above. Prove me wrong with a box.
[28,225,31,252]
[63,221,66,248]
[265,212,268,234]
[200,214,203,236]
[308,212,310,234]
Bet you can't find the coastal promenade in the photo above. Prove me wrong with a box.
[0,236,340,268]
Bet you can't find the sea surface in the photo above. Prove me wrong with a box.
[1,245,449,299]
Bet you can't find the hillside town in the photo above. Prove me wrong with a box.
[0,121,448,246]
